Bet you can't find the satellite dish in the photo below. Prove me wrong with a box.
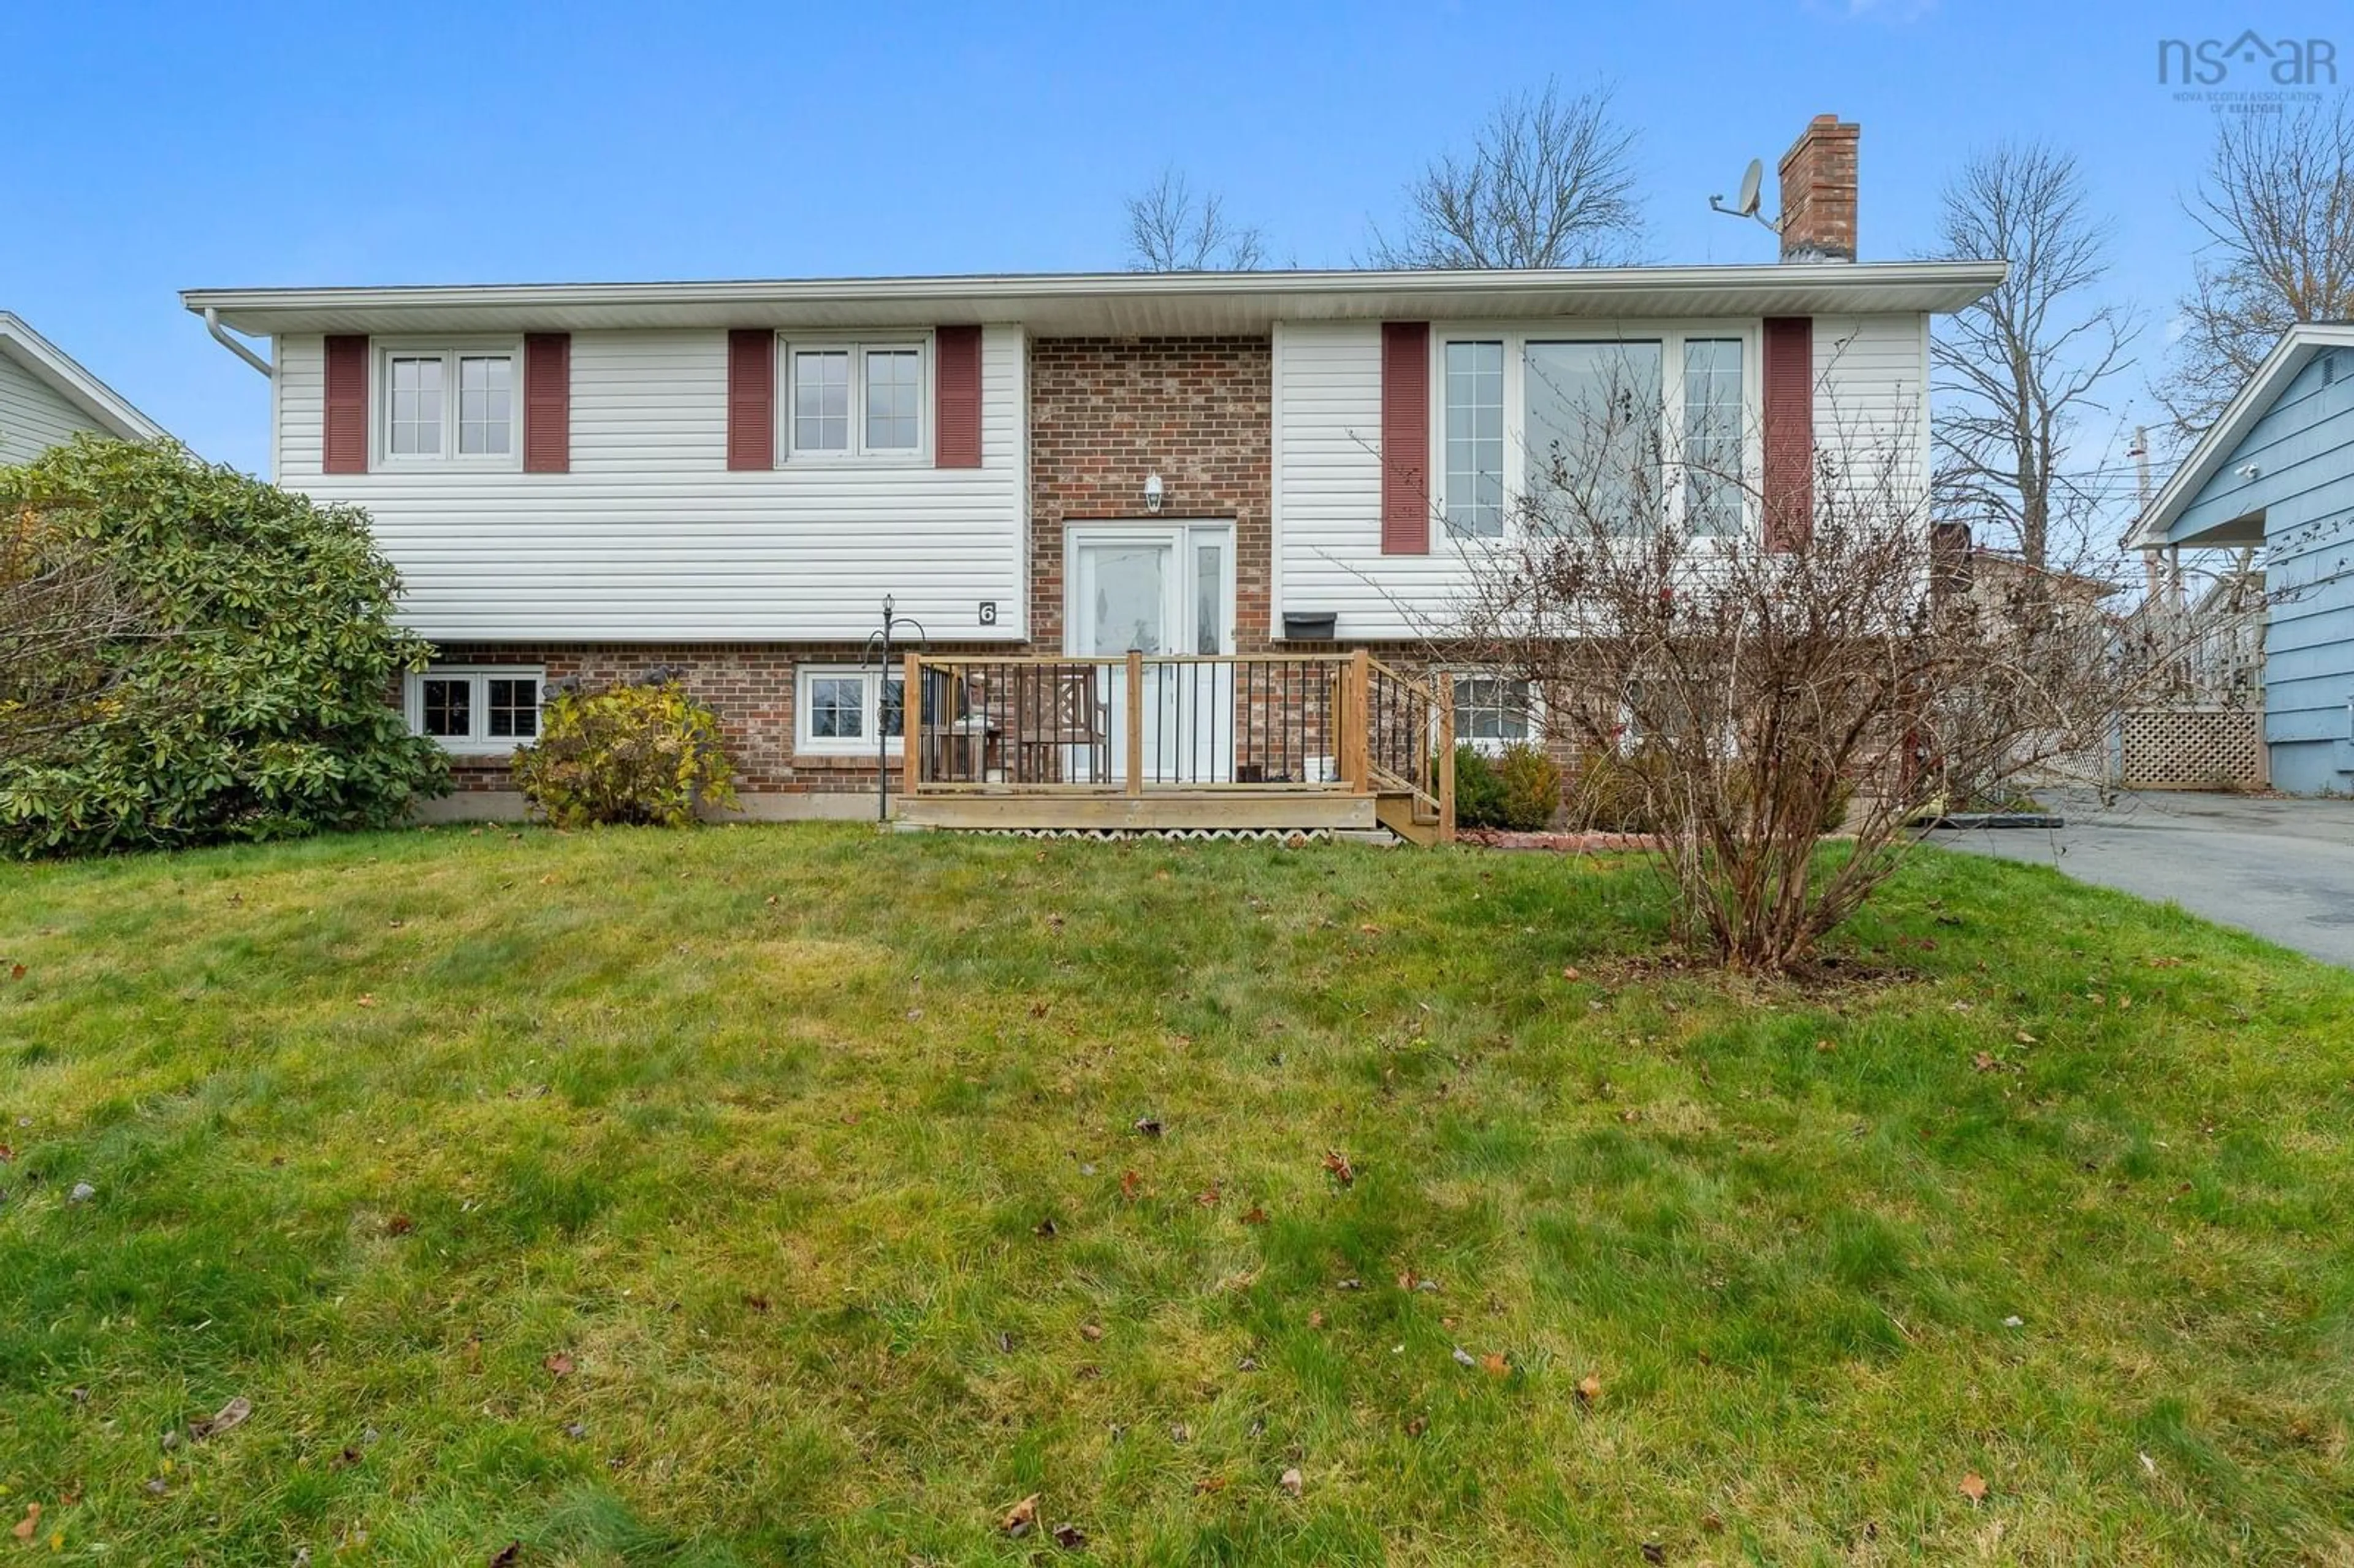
[1709,157,1781,232]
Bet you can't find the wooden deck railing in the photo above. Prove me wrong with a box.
[899,653,1453,839]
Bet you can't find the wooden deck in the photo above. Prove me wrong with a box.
[895,652,1455,843]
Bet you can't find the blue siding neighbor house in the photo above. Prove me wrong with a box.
[2135,323,2354,795]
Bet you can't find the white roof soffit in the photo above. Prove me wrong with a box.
[0,312,167,441]
[2131,321,2354,549]
[183,262,2007,338]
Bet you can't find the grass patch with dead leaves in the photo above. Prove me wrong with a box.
[1,824,2350,1564]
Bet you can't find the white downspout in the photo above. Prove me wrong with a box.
[203,308,273,376]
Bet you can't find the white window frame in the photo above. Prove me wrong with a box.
[1449,671,1544,755]
[794,663,907,757]
[372,338,525,471]
[403,664,546,755]
[777,333,934,465]
[1430,321,1762,543]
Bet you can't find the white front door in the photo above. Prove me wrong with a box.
[1067,523,1235,783]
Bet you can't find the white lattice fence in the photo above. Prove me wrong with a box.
[2119,709,2266,789]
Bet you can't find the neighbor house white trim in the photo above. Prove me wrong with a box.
[0,312,167,447]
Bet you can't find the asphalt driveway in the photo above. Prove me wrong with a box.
[1938,790,2354,968]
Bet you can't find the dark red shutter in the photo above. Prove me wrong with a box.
[934,325,983,468]
[1381,322,1430,555]
[1762,316,1814,551]
[322,335,369,474]
[523,333,571,473]
[726,329,775,470]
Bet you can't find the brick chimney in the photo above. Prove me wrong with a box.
[1778,115,1859,262]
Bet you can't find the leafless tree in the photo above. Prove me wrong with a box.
[1123,169,1265,272]
[1435,360,2213,973]
[0,501,158,763]
[2160,101,2354,436]
[1369,80,1644,270]
[1930,142,2136,570]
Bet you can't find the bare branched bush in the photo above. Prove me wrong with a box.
[1123,169,1265,272]
[1930,142,2136,569]
[1436,351,2214,972]
[1369,80,1644,270]
[2160,101,2354,436]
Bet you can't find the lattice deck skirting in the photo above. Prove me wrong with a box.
[956,826,1336,844]
[2120,708,2266,790]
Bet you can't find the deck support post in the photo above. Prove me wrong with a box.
[1436,677,1457,845]
[901,653,921,807]
[1124,650,1145,796]
[1347,650,1372,795]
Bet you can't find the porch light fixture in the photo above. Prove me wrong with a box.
[1144,473,1165,514]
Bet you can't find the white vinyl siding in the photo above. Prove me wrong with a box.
[1272,315,1931,640]
[0,352,105,463]
[276,325,1027,642]
[1813,314,1931,525]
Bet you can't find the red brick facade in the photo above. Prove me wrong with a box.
[1026,336,1273,653]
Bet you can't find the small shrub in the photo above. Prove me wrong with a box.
[1493,743,1562,831]
[1566,750,1661,833]
[512,680,738,828]
[1451,745,1506,829]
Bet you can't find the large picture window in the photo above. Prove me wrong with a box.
[1436,328,1754,540]
[1451,674,1537,753]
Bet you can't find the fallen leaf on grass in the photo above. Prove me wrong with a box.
[742,1293,771,1313]
[1194,1475,1228,1496]
[1358,923,1382,936]
[1240,1206,1268,1225]
[1119,1170,1142,1202]
[1051,1523,1087,1548]
[1406,1415,1428,1437]
[1959,1472,1989,1504]
[1575,1373,1603,1405]
[543,1353,574,1378]
[1034,1218,1059,1238]
[356,994,376,1008]
[6,964,22,982]
[488,1543,522,1567]
[1640,1543,1666,1564]
[1001,1494,1039,1537]
[1971,1052,1997,1073]
[1701,1510,1724,1534]
[1480,1352,1509,1376]
[1194,1186,1219,1206]
[189,1396,251,1441]
[1079,1323,1103,1342]
[1132,1117,1163,1138]
[1321,1150,1355,1187]
[1308,1311,1325,1329]
[384,1214,414,1236]
[10,1505,39,1542]
[1562,965,1580,981]
[1279,1466,1303,1498]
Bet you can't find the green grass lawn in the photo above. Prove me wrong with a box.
[2,826,2351,1565]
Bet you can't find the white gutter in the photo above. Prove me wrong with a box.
[203,307,272,376]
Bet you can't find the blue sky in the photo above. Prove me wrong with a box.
[4,0,2346,474]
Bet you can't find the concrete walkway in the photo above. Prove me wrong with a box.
[1938,790,2354,968]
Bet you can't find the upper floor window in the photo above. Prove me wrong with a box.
[405,665,544,755]
[1438,329,1753,540]
[787,340,927,460]
[382,345,516,463]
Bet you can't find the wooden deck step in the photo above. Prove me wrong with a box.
[1375,790,1446,847]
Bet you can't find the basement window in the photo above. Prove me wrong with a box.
[405,665,544,755]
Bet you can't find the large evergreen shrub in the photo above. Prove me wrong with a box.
[0,438,445,856]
